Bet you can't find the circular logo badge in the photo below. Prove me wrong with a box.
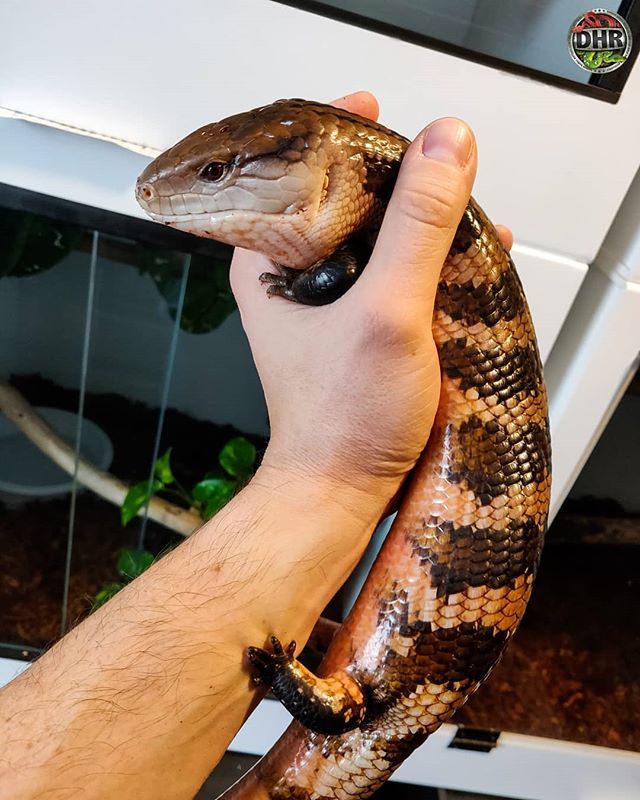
[568,8,632,73]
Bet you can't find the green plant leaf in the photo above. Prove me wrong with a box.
[93,582,124,609]
[117,547,155,580]
[137,250,236,334]
[202,496,231,520]
[154,448,174,485]
[192,477,236,517]
[0,210,84,278]
[179,255,237,334]
[121,478,163,526]
[219,437,256,479]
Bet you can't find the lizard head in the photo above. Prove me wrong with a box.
[136,99,405,268]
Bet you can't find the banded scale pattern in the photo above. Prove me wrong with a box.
[219,198,550,800]
[135,100,550,800]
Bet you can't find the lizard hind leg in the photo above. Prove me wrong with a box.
[247,636,368,735]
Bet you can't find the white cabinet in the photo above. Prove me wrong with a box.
[2,0,640,262]
[227,699,640,800]
[546,164,640,515]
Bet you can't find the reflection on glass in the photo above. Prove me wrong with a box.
[0,209,93,647]
[304,0,627,85]
[63,232,193,632]
[0,200,268,655]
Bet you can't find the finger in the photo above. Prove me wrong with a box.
[496,224,513,251]
[331,91,379,121]
[229,247,276,318]
[362,117,477,311]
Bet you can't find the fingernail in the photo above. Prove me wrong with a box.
[422,118,474,167]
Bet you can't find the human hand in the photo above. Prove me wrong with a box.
[231,91,512,521]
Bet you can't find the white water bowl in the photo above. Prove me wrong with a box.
[0,407,113,506]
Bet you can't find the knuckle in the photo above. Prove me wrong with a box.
[356,303,421,352]
[396,170,462,235]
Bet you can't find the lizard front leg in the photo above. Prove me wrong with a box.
[259,240,369,305]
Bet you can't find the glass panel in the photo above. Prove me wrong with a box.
[136,253,191,552]
[0,193,269,656]
[60,230,98,633]
[148,248,268,550]
[63,231,192,631]
[293,0,634,91]
[0,207,93,650]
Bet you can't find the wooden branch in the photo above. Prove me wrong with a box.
[0,380,201,537]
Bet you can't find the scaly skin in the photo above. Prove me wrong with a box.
[136,99,551,800]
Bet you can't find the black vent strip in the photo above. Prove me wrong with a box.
[0,642,42,662]
[448,725,501,753]
[0,183,233,261]
[271,0,636,104]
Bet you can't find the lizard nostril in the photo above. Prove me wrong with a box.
[137,182,156,203]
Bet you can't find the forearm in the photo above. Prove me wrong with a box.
[0,463,381,800]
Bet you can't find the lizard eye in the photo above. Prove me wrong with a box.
[200,161,227,182]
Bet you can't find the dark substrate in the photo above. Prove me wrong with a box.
[454,541,640,751]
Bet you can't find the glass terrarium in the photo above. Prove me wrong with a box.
[0,187,268,659]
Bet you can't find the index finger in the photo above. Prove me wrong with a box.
[331,91,379,121]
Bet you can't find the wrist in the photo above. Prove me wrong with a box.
[191,453,383,651]
[255,443,392,532]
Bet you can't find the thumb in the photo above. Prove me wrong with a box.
[362,117,477,311]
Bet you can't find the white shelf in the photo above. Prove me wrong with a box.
[0,656,28,686]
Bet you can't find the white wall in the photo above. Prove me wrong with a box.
[1,0,639,262]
